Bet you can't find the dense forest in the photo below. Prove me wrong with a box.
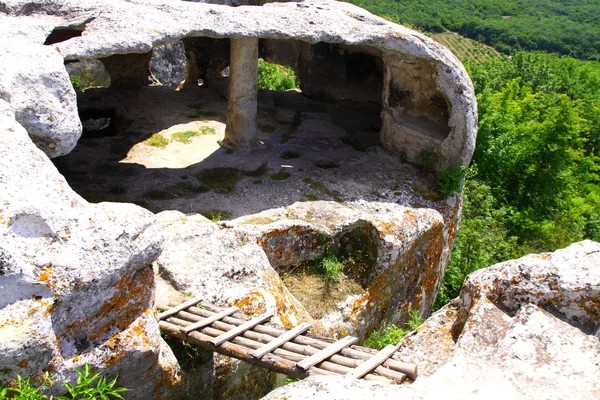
[346,0,600,60]
[342,1,600,309]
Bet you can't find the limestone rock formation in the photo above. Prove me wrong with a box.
[0,100,180,397]
[0,41,82,158]
[0,0,476,168]
[264,240,600,400]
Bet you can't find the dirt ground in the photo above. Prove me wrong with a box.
[53,84,442,220]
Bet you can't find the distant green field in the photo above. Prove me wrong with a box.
[345,0,600,60]
[432,32,500,65]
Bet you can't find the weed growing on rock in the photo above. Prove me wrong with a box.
[145,133,169,148]
[437,166,466,196]
[365,325,408,350]
[365,310,424,350]
[199,208,232,222]
[301,178,341,201]
[70,75,81,91]
[199,126,216,135]
[0,365,128,400]
[171,130,198,144]
[270,169,291,181]
[319,253,344,281]
[304,193,320,201]
[252,179,265,185]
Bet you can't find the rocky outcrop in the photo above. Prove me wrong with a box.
[0,41,81,158]
[0,100,179,396]
[264,240,600,399]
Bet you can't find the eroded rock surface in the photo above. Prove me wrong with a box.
[265,241,600,400]
[0,100,179,397]
[0,41,81,158]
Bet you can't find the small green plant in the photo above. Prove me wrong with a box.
[302,178,341,201]
[70,75,81,91]
[145,133,169,148]
[365,325,408,350]
[257,124,276,133]
[171,130,198,144]
[198,208,232,222]
[417,150,437,171]
[283,377,301,386]
[280,150,301,160]
[252,179,265,185]
[436,166,466,196]
[161,332,206,370]
[406,309,424,331]
[304,193,320,201]
[199,126,216,135]
[198,167,242,194]
[364,310,424,350]
[0,365,127,400]
[320,253,344,280]
[270,169,291,181]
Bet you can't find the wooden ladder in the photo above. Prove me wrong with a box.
[157,299,417,383]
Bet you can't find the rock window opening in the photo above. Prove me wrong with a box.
[44,26,85,45]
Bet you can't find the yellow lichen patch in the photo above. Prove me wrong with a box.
[58,265,154,352]
[233,291,267,316]
[38,265,53,283]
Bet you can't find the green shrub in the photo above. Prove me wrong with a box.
[365,325,408,350]
[364,310,424,350]
[437,166,466,196]
[258,59,300,91]
[198,208,232,222]
[70,75,81,91]
[145,133,169,148]
[0,365,128,400]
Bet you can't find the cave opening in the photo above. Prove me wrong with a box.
[53,36,440,225]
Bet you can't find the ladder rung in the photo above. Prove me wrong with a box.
[251,322,313,359]
[157,298,202,320]
[297,336,358,370]
[345,345,398,379]
[210,312,274,346]
[182,306,240,334]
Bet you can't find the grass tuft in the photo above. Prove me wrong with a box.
[171,130,198,144]
[270,169,291,181]
[145,133,169,148]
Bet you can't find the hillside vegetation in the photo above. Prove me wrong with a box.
[431,32,500,65]
[435,52,600,307]
[346,0,600,60]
